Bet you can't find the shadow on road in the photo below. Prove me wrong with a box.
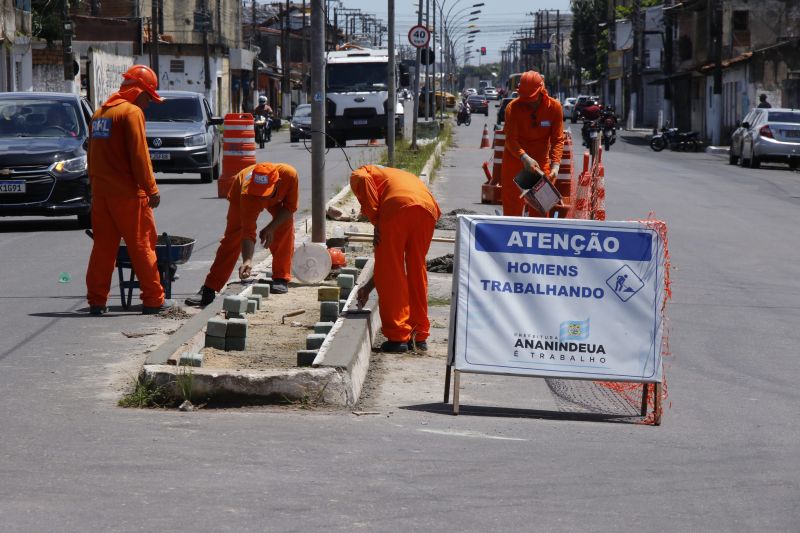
[0,218,84,233]
[401,402,644,424]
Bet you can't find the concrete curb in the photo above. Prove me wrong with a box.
[139,136,447,407]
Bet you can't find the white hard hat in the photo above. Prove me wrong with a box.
[259,96,267,104]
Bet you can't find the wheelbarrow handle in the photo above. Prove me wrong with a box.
[85,229,94,240]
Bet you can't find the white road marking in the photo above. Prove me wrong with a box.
[418,429,527,441]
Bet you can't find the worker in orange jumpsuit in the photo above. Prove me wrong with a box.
[501,70,564,216]
[85,64,171,315]
[351,165,441,353]
[185,162,298,306]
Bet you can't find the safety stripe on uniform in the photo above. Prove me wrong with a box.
[493,158,503,164]
[223,125,254,130]
[223,150,257,157]
[223,137,255,143]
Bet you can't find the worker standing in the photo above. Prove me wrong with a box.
[501,70,564,216]
[351,165,441,353]
[185,162,298,306]
[85,64,172,315]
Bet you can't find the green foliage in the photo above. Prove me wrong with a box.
[32,0,64,45]
[570,0,607,80]
[118,374,172,408]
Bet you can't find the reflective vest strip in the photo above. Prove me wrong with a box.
[223,125,253,130]
[223,137,255,143]
[223,150,257,157]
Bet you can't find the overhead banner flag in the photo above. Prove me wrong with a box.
[450,215,665,382]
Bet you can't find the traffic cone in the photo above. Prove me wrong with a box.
[480,124,491,148]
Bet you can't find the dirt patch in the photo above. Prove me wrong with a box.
[427,253,454,273]
[201,284,322,370]
[435,208,478,230]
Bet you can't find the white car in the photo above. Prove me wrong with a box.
[562,97,577,119]
[483,87,499,100]
[463,88,477,97]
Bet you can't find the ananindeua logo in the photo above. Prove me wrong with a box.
[560,318,590,341]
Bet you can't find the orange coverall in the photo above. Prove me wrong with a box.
[501,93,564,216]
[350,165,441,343]
[204,163,298,292]
[86,88,164,308]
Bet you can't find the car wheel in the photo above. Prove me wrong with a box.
[290,134,298,143]
[77,211,92,229]
[789,160,798,170]
[201,160,219,183]
[728,146,738,165]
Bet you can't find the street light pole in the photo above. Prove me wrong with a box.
[310,0,325,243]
[411,0,423,149]
[387,0,396,165]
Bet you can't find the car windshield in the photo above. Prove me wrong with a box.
[768,111,800,124]
[327,63,387,91]
[293,106,311,118]
[144,97,203,122]
[0,99,85,138]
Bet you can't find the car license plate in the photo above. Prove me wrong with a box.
[353,119,368,125]
[590,131,598,138]
[150,152,171,160]
[0,180,25,193]
[784,130,800,138]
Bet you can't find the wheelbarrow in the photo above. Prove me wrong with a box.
[85,230,196,310]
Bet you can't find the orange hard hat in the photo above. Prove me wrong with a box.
[517,71,544,101]
[122,65,164,103]
[328,247,346,268]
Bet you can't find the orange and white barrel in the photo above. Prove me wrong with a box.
[491,130,504,185]
[218,113,257,198]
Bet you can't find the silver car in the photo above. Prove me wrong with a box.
[730,108,800,169]
[562,97,577,120]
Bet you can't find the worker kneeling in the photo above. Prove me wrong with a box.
[351,165,441,353]
[185,162,298,307]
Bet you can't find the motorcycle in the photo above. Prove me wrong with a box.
[456,105,471,126]
[582,120,601,156]
[254,114,270,148]
[601,115,617,151]
[650,127,699,152]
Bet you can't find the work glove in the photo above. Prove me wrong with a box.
[548,164,560,182]
[521,154,540,174]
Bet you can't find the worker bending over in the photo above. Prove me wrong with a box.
[86,64,172,315]
[351,165,441,353]
[185,162,298,306]
[501,70,564,216]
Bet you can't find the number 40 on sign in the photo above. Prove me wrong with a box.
[408,25,431,48]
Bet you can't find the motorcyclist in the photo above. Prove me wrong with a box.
[254,96,273,142]
[581,100,602,147]
[457,98,471,123]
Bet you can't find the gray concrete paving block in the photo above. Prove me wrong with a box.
[206,317,228,338]
[247,293,263,309]
[339,299,347,313]
[355,257,369,269]
[314,321,334,334]
[252,283,272,297]
[340,267,359,278]
[320,301,339,322]
[306,333,327,350]
[296,350,318,367]
[226,318,248,338]
[337,274,355,289]
[223,295,248,314]
[205,334,226,350]
[246,300,257,313]
[226,311,245,320]
[318,286,340,301]
[340,287,351,299]
[225,336,247,351]
[178,351,203,367]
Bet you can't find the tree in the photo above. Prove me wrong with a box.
[570,0,607,83]
[32,0,65,45]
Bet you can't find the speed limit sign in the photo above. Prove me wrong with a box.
[408,25,431,48]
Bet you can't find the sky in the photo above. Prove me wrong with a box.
[335,0,572,63]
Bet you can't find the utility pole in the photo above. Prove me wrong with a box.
[62,0,75,92]
[302,0,308,104]
[252,0,257,109]
[556,10,561,100]
[283,0,292,118]
[387,0,396,165]
[424,0,430,121]
[150,0,159,78]
[202,0,211,92]
[411,0,423,149]
[711,0,722,145]
[311,0,326,243]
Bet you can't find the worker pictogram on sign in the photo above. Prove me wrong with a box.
[606,264,645,302]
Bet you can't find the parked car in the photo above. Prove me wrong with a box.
[729,107,800,170]
[466,95,489,116]
[562,97,577,119]
[463,88,477,97]
[143,90,223,183]
[571,95,600,123]
[290,104,312,143]
[0,93,93,227]
[483,87,499,100]
[435,91,457,109]
[730,108,800,169]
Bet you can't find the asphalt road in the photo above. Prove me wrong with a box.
[1,116,799,531]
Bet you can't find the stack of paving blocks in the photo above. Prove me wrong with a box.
[204,295,249,351]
